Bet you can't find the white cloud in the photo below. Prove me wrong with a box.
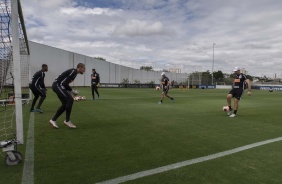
[60,7,121,16]
[113,20,167,36]
[21,0,282,77]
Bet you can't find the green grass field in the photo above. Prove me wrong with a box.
[1,88,282,184]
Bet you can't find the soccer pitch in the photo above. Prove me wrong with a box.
[1,88,282,184]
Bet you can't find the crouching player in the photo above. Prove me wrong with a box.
[29,64,48,113]
[49,63,86,128]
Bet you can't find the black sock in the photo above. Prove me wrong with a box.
[234,110,237,114]
[229,106,232,110]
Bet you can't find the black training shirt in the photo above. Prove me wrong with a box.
[54,68,77,91]
[233,73,248,89]
[161,76,169,87]
[91,72,100,84]
[30,70,45,88]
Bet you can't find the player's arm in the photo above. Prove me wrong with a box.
[97,73,100,83]
[63,79,73,91]
[41,72,46,89]
[160,81,165,89]
[62,70,76,91]
[245,79,252,96]
[40,80,46,89]
[32,71,41,86]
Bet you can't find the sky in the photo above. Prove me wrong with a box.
[21,0,282,77]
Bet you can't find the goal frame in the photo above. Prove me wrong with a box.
[11,0,30,144]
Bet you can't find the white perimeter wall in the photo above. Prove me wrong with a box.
[216,85,232,89]
[29,41,188,87]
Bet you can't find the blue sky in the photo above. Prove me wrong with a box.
[21,0,282,77]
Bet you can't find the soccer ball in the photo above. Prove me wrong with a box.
[156,86,160,90]
[223,106,229,112]
[72,90,79,95]
[74,96,81,101]
[269,89,273,92]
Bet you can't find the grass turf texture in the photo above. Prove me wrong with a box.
[0,88,282,184]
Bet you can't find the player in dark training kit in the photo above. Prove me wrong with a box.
[49,63,86,129]
[226,67,252,117]
[29,64,48,113]
[91,68,100,100]
[158,72,174,104]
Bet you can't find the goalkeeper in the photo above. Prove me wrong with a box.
[49,63,85,129]
[29,64,48,113]
[91,68,100,100]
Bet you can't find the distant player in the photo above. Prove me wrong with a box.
[49,63,86,129]
[91,68,100,100]
[226,67,252,117]
[158,72,174,104]
[171,80,175,88]
[29,64,48,113]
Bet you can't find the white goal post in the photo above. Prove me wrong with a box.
[11,0,24,144]
[0,0,30,145]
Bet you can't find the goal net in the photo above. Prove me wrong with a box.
[0,0,30,147]
[183,65,202,85]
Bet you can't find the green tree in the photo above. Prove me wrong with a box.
[134,80,140,84]
[94,57,106,61]
[201,70,212,78]
[121,78,129,84]
[140,66,153,71]
[213,70,224,81]
[147,81,155,84]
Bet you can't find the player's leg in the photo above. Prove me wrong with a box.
[234,98,239,113]
[229,89,242,117]
[36,89,46,113]
[227,94,232,107]
[65,93,74,122]
[226,89,235,116]
[91,84,95,100]
[49,83,67,128]
[52,96,67,120]
[159,91,165,104]
[63,92,76,128]
[227,89,235,111]
[229,98,239,118]
[164,88,174,102]
[30,88,39,112]
[166,94,174,102]
[94,85,100,98]
[52,92,66,117]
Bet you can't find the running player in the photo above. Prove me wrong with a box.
[91,68,100,100]
[158,72,174,104]
[29,64,48,113]
[226,67,252,117]
[49,63,86,128]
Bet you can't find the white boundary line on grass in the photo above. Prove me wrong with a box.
[96,136,282,184]
[21,112,34,184]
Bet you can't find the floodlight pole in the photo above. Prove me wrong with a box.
[212,43,215,86]
[187,76,189,88]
